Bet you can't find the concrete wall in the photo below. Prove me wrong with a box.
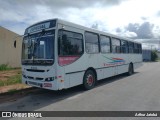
[0,26,22,68]
[142,49,151,61]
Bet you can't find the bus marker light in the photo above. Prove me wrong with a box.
[60,80,64,82]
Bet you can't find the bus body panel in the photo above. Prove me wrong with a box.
[22,64,59,90]
[22,18,143,90]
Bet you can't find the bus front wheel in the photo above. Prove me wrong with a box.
[83,70,96,90]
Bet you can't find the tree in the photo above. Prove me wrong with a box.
[151,50,158,61]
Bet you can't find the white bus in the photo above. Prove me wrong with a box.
[22,18,142,90]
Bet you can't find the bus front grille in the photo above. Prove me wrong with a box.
[27,76,44,81]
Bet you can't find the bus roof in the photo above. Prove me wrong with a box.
[25,18,141,44]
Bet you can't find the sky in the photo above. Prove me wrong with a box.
[0,0,160,49]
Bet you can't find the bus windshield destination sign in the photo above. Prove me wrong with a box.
[25,20,56,34]
[28,22,50,33]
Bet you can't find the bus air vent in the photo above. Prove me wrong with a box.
[36,77,44,80]
[26,69,45,72]
[28,76,34,79]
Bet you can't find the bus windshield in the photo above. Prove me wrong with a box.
[22,30,54,65]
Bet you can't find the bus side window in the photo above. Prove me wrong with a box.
[85,32,99,54]
[58,30,83,56]
[111,38,121,53]
[100,35,111,53]
[134,43,137,53]
[140,44,142,53]
[138,44,142,54]
[121,40,128,53]
[128,42,134,53]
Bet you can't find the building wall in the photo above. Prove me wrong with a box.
[142,49,151,61]
[0,26,22,68]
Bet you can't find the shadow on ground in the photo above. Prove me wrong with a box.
[0,72,139,111]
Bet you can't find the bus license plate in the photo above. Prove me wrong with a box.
[28,81,42,87]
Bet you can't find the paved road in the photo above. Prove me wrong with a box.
[1,62,160,120]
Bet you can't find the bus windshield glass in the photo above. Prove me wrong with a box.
[22,30,54,65]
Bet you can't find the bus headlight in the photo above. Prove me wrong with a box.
[22,71,27,78]
[45,77,54,81]
[23,75,27,78]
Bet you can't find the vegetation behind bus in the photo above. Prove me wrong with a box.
[0,65,21,87]
[0,64,13,71]
[151,50,158,61]
[0,74,21,87]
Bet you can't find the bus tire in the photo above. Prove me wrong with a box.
[83,70,96,90]
[128,63,134,76]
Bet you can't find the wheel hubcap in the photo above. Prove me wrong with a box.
[87,74,94,86]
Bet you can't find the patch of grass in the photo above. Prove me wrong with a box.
[156,59,160,62]
[0,74,21,87]
[156,58,160,62]
[0,64,13,71]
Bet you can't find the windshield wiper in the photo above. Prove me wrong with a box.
[32,38,38,60]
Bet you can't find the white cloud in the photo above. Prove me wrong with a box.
[116,31,137,38]
[0,0,160,44]
[142,43,158,50]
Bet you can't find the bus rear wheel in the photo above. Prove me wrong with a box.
[83,70,96,90]
[128,63,134,76]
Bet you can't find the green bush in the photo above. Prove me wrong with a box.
[0,64,13,71]
[0,74,21,87]
[151,50,158,61]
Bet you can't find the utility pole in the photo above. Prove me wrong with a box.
[150,45,154,50]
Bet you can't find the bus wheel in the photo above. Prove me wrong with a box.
[83,70,96,90]
[128,63,134,76]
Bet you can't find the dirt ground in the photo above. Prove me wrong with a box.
[0,83,31,93]
[0,87,39,104]
[0,69,35,103]
[0,69,30,93]
[0,69,21,81]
